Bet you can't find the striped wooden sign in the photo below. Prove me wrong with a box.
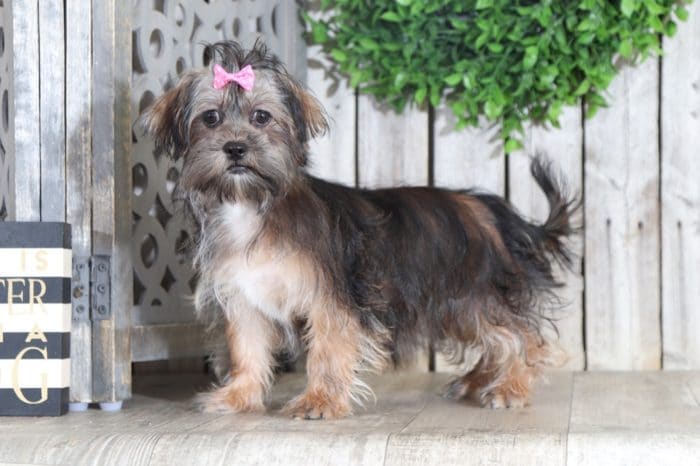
[0,222,71,416]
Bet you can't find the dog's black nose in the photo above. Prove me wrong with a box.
[223,141,248,160]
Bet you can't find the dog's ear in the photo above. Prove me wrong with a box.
[139,74,195,159]
[283,78,330,145]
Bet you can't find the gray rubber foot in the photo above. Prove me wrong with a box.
[69,402,89,412]
[99,401,123,412]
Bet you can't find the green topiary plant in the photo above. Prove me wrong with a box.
[306,0,691,152]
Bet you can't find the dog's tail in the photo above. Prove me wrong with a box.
[529,156,579,269]
[473,155,579,312]
[461,155,577,365]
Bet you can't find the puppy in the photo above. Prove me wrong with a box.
[140,40,578,420]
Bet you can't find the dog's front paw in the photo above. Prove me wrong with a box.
[282,391,351,420]
[195,384,265,414]
[480,389,528,409]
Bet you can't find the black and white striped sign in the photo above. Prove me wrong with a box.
[0,222,71,416]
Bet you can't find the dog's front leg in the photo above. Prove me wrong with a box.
[198,308,278,413]
[283,304,362,420]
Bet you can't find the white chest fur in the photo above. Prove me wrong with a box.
[195,202,316,324]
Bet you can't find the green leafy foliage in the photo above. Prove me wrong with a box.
[306,0,692,150]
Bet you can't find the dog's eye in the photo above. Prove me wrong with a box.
[251,109,272,128]
[202,110,222,128]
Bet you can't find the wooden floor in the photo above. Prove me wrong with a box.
[0,371,699,466]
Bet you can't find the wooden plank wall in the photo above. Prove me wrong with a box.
[661,1,700,369]
[90,0,133,403]
[6,0,132,402]
[306,3,700,371]
[65,0,94,403]
[9,0,99,402]
[8,0,95,401]
[38,0,66,223]
[584,59,661,370]
[10,1,41,221]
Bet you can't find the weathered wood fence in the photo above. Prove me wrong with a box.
[306,1,700,371]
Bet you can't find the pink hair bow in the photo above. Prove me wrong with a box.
[212,64,255,91]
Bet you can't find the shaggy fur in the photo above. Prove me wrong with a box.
[140,40,578,419]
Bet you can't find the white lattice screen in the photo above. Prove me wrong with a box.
[131,0,303,330]
[0,1,14,221]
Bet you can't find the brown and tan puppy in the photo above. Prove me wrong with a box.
[141,40,578,420]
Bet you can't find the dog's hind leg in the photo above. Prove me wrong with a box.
[446,319,562,408]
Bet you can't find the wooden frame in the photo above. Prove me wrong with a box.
[89,0,133,403]
[3,0,132,403]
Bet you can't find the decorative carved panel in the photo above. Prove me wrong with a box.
[0,1,14,221]
[131,0,300,325]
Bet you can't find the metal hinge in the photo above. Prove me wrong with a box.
[71,255,111,322]
[72,258,90,322]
